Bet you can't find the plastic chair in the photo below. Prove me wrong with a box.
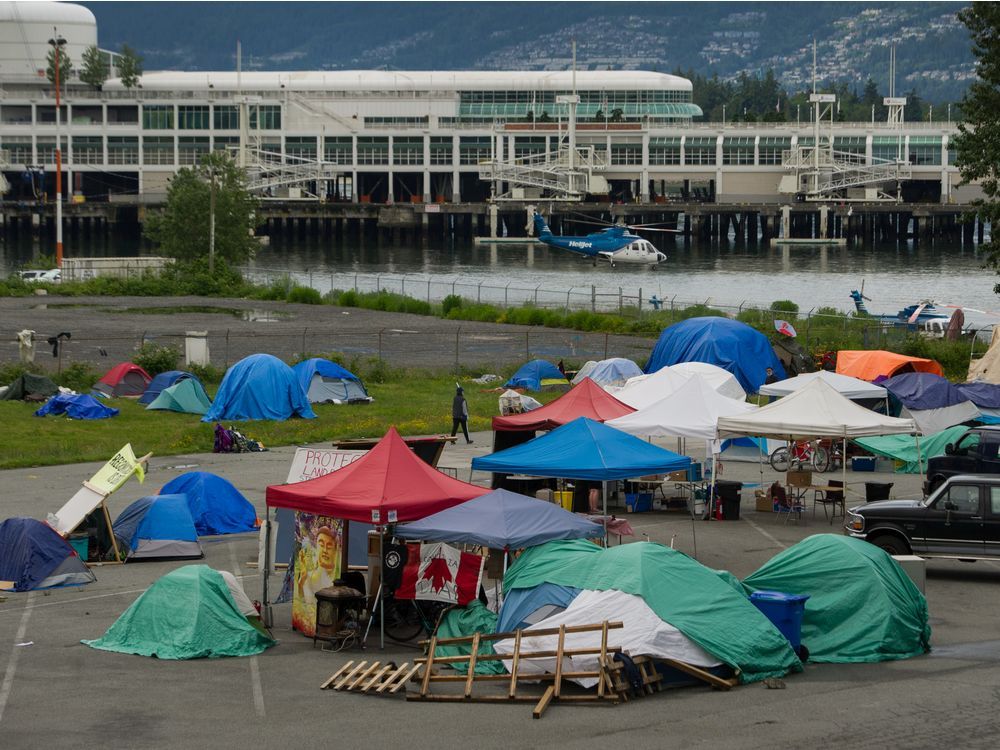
[814,480,845,524]
[773,485,805,524]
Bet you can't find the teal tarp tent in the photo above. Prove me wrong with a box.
[743,535,931,663]
[854,425,973,473]
[146,378,213,415]
[503,539,800,683]
[1,373,58,401]
[83,565,275,659]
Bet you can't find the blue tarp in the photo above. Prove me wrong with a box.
[883,372,971,410]
[581,358,643,386]
[644,317,785,393]
[293,358,361,391]
[505,360,566,391]
[202,354,315,422]
[139,370,201,405]
[958,382,1000,409]
[35,393,119,420]
[113,495,200,551]
[496,583,581,632]
[397,488,600,549]
[159,472,258,536]
[472,417,691,481]
[0,518,94,592]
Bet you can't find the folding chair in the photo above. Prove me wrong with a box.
[772,485,805,524]
[813,480,845,524]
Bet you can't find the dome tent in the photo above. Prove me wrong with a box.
[93,363,152,398]
[159,472,258,536]
[146,378,212,415]
[571,358,642,388]
[139,370,203,405]
[292,358,370,404]
[504,360,567,391]
[0,518,96,592]
[202,354,315,422]
[112,495,203,561]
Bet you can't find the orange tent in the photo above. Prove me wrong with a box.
[835,350,943,382]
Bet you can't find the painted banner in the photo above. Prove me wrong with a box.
[87,443,146,495]
[395,542,485,606]
[284,448,367,484]
[291,513,345,637]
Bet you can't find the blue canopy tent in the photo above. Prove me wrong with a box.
[292,358,370,404]
[0,518,96,592]
[504,359,567,391]
[202,353,316,422]
[112,495,203,561]
[644,317,785,394]
[159,472,258,536]
[139,370,202,405]
[35,393,119,420]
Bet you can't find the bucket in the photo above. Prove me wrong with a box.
[749,590,810,651]
[69,533,89,561]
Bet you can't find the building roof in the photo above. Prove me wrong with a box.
[0,1,95,25]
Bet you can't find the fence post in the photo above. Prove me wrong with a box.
[535,284,540,305]
[565,287,572,314]
[591,285,596,312]
[618,287,622,314]
[639,288,643,311]
[427,279,431,304]
[478,281,482,304]
[354,273,358,292]
[225,329,230,369]
[309,270,313,289]
[140,330,147,349]
[401,277,405,297]
[301,327,307,356]
[604,332,609,360]
[376,275,381,293]
[505,282,509,308]
[378,329,383,361]
[455,327,461,373]
[525,330,530,360]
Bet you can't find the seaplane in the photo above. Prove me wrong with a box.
[532,212,669,268]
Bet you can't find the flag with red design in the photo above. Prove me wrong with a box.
[394,542,484,605]
[774,319,797,338]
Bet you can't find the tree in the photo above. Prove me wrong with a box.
[79,45,109,88]
[955,3,1000,292]
[45,45,72,86]
[144,151,261,268]
[115,44,143,89]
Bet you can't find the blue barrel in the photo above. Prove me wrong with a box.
[749,590,810,651]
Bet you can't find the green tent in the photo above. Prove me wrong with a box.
[83,565,275,659]
[503,540,801,684]
[743,535,931,663]
[435,600,506,675]
[854,425,973,473]
[146,378,212,415]
[1,372,58,401]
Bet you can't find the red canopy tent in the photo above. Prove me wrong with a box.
[265,426,488,522]
[493,378,635,432]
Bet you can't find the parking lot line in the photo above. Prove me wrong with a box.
[742,517,788,550]
[229,545,266,718]
[0,592,35,725]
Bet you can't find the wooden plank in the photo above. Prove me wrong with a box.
[420,620,623,648]
[347,661,382,691]
[414,645,621,664]
[321,661,356,689]
[508,630,522,699]
[388,663,422,694]
[658,658,736,690]
[419,636,437,697]
[597,621,608,700]
[374,662,410,694]
[464,632,480,698]
[333,660,368,690]
[533,685,555,719]
[361,664,394,693]
[553,625,566,699]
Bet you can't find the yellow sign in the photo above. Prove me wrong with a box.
[87,443,146,495]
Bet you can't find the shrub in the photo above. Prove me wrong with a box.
[0,361,43,385]
[287,285,322,305]
[186,362,226,384]
[133,342,181,376]
[770,300,799,318]
[55,362,100,392]
[442,294,464,316]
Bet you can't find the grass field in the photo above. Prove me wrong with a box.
[0,377,563,469]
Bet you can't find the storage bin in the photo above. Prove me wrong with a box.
[852,456,877,472]
[750,590,811,651]
[554,491,574,512]
[625,493,653,512]
[687,463,703,482]
[69,533,89,561]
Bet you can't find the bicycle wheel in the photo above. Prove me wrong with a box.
[812,446,831,473]
[382,599,424,643]
[769,446,790,472]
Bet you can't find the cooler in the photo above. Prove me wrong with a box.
[749,590,810,651]
[852,456,876,472]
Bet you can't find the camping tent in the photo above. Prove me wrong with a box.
[0,517,96,592]
[146,378,212,415]
[138,370,201,405]
[836,350,943,382]
[612,365,746,409]
[292,358,371,404]
[83,565,275,659]
[968,326,1000,383]
[492,378,634,432]
[35,393,119,419]
[0,372,58,401]
[504,360,567,391]
[112,495,203,560]
[644,317,785,393]
[159,472,258,536]
[854,425,972,474]
[396,488,601,549]
[570,358,642,388]
[743,535,931,663]
[202,353,316,422]
[957,381,1000,420]
[759,370,888,401]
[266,426,488,522]
[93,363,152,398]
[501,540,800,684]
[882,372,980,435]
[667,362,748,400]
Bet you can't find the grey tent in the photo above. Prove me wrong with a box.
[1,373,59,401]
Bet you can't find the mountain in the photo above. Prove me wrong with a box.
[81,1,975,103]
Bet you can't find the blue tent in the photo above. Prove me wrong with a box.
[35,393,119,420]
[112,495,204,560]
[497,582,581,632]
[159,472,258,536]
[292,358,370,404]
[397,488,600,550]
[883,372,971,410]
[505,360,567,391]
[0,518,96,592]
[644,317,785,393]
[472,417,691,481]
[958,382,1000,409]
[139,370,202,405]
[574,358,643,387]
[202,354,315,422]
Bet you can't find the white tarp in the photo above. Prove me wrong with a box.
[667,362,748,401]
[612,363,746,408]
[494,589,721,688]
[219,570,259,618]
[901,401,981,436]
[717,378,917,440]
[758,370,887,401]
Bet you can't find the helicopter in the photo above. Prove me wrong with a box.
[532,212,670,268]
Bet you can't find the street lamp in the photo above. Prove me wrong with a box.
[48,30,66,268]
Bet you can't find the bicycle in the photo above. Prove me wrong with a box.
[769,440,831,473]
[379,594,452,643]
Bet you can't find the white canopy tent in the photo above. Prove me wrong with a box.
[758,370,887,401]
[611,364,745,409]
[668,362,748,401]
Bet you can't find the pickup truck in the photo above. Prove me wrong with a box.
[924,426,1000,495]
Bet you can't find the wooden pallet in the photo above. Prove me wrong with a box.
[320,660,420,695]
[605,655,738,699]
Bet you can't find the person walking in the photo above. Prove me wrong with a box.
[451,385,472,444]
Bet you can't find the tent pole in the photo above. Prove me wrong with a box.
[262,506,272,628]
[915,433,925,492]
[363,580,383,646]
[379,527,385,649]
[602,480,608,547]
[842,436,848,513]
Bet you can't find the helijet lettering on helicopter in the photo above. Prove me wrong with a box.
[532,213,669,267]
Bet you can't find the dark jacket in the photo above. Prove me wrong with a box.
[452,393,468,419]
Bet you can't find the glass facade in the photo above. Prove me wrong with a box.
[684,136,716,166]
[429,136,452,165]
[357,136,389,165]
[459,136,491,165]
[249,105,281,130]
[722,136,754,165]
[285,136,318,159]
[872,136,904,162]
[324,136,353,164]
[143,136,174,165]
[107,136,139,164]
[178,136,210,165]
[178,105,210,130]
[142,105,174,130]
[214,105,239,130]
[392,136,423,165]
[72,136,103,164]
[909,136,942,166]
[758,136,790,165]
[649,137,681,165]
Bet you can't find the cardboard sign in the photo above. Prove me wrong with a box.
[284,448,367,484]
[88,443,145,495]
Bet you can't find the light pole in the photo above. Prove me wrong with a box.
[48,30,66,268]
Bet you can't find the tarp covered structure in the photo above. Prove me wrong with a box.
[611,364,746,409]
[159,472,259,536]
[397,488,600,549]
[743,535,931,663]
[147,378,213,415]
[571,358,642,388]
[854,425,972,474]
[266,426,488,522]
[202,353,316,422]
[83,565,275,659]
[504,359,567,391]
[668,362,748,400]
[759,369,887,401]
[502,540,801,684]
[644,317,785,393]
[0,517,95,592]
[35,393,119,419]
[493,378,634,432]
[93,363,152,398]
[968,326,1000,383]
[836,350,943,382]
[112,495,203,560]
[957,381,1000,420]
[473,417,691,482]
[0,372,58,401]
[292,358,370,404]
[138,370,200,405]
[882,372,980,435]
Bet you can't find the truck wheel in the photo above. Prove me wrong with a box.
[872,535,909,556]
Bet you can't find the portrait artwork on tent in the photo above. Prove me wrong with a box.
[395,542,484,606]
[292,514,345,637]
